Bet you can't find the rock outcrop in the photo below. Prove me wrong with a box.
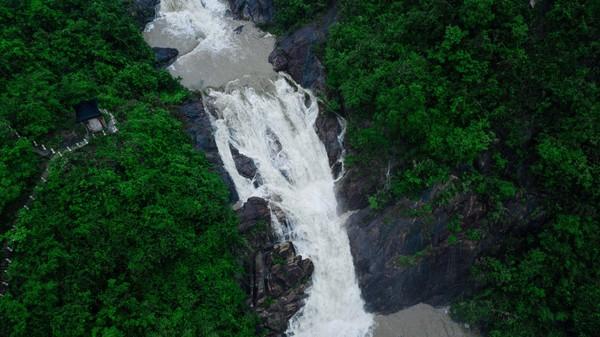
[346,183,544,314]
[153,47,178,68]
[230,145,259,180]
[252,242,314,334]
[176,97,239,202]
[228,0,274,25]
[237,197,314,336]
[238,197,271,233]
[314,110,343,167]
[337,165,383,210]
[268,6,337,92]
[129,0,159,29]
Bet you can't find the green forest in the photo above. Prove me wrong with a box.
[0,1,255,336]
[1,0,598,337]
[320,0,598,336]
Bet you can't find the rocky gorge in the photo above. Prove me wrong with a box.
[130,0,508,335]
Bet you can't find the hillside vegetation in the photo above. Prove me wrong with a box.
[277,0,599,336]
[0,1,255,336]
[324,1,599,336]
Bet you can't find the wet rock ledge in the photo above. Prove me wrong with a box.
[177,97,313,336]
[237,198,314,336]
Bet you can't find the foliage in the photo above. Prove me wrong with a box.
[0,120,39,214]
[319,0,599,336]
[453,215,600,337]
[0,1,254,336]
[271,0,328,32]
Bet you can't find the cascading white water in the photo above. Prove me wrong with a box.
[208,76,374,337]
[144,0,275,89]
[144,1,374,336]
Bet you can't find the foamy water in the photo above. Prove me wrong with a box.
[144,2,374,336]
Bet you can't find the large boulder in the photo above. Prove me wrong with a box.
[230,145,259,180]
[346,183,544,314]
[238,197,271,233]
[228,0,275,25]
[252,242,314,334]
[153,47,178,68]
[235,197,313,336]
[176,98,239,202]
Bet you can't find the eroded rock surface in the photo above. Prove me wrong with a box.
[230,145,259,180]
[347,183,543,313]
[236,197,314,336]
[314,110,343,168]
[177,98,239,202]
[253,242,314,334]
[268,6,337,92]
[238,197,271,233]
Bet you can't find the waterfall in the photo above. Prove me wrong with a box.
[144,1,374,336]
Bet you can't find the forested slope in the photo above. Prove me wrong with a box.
[0,1,255,336]
[274,0,599,336]
[325,1,599,336]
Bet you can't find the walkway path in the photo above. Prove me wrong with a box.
[0,110,118,296]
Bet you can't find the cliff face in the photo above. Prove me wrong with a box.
[254,2,549,316]
[345,184,544,313]
[268,5,337,93]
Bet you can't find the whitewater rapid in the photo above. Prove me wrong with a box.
[144,1,374,336]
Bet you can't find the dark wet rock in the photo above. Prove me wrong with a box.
[230,145,258,180]
[176,98,239,202]
[253,242,314,334]
[314,110,343,168]
[336,166,381,211]
[228,0,274,25]
[268,28,325,92]
[238,197,271,233]
[268,6,337,92]
[346,183,545,314]
[235,197,312,336]
[234,25,245,34]
[153,47,179,68]
[129,0,159,29]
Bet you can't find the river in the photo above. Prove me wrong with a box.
[144,1,374,336]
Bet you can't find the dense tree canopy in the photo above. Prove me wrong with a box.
[0,1,255,336]
[321,0,599,336]
[0,121,39,216]
[269,0,329,32]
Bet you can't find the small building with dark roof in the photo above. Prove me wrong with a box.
[74,99,105,132]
